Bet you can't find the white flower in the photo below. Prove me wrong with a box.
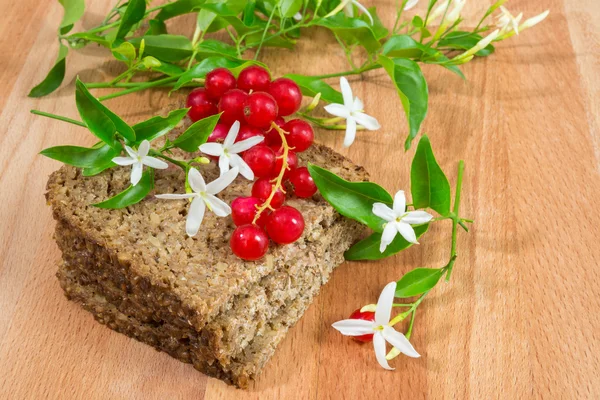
[496,6,523,35]
[404,0,419,11]
[451,29,500,63]
[324,77,380,147]
[372,190,433,252]
[520,10,549,30]
[332,281,420,370]
[343,0,374,25]
[199,121,264,181]
[155,167,238,237]
[428,0,465,25]
[293,12,302,21]
[112,139,168,186]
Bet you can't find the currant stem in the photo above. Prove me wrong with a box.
[445,160,465,281]
[252,121,290,225]
[30,110,86,127]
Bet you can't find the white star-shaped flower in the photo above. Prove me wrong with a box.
[112,139,168,186]
[428,0,465,25]
[496,6,523,35]
[332,281,420,370]
[199,121,263,180]
[343,0,374,25]
[155,167,238,237]
[403,0,419,11]
[372,190,433,252]
[324,77,380,147]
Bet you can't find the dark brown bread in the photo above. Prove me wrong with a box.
[47,138,368,388]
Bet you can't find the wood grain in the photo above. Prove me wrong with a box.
[1,0,599,398]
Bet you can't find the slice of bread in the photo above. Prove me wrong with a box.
[46,126,368,388]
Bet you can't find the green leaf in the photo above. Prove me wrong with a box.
[410,135,451,216]
[196,39,239,59]
[361,7,389,40]
[307,164,392,231]
[173,114,221,151]
[66,32,110,48]
[284,74,343,103]
[196,9,217,32]
[199,3,257,35]
[382,35,464,79]
[344,224,429,261]
[94,170,154,209]
[75,78,136,143]
[438,31,495,57]
[316,14,381,53]
[133,108,189,142]
[58,0,85,34]
[40,144,120,168]
[412,15,424,28]
[378,55,428,150]
[279,0,303,18]
[82,160,115,176]
[156,0,206,21]
[243,1,256,25]
[28,44,68,98]
[111,42,137,65]
[395,268,443,297]
[172,57,266,91]
[114,0,146,44]
[244,32,296,49]
[129,35,193,62]
[148,19,168,35]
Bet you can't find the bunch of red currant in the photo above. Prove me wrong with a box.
[185,65,319,261]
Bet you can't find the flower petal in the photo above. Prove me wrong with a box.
[396,221,418,244]
[112,156,136,166]
[130,162,143,186]
[375,281,397,326]
[229,153,254,180]
[218,154,230,176]
[353,96,364,111]
[404,0,419,11]
[124,145,138,159]
[380,222,398,253]
[155,193,196,200]
[352,111,380,131]
[228,135,264,154]
[142,156,168,169]
[339,76,354,108]
[521,10,549,29]
[324,103,351,119]
[206,166,239,195]
[343,117,357,147]
[392,190,406,215]
[331,319,374,336]
[204,193,231,217]
[372,203,395,222]
[199,142,224,157]
[382,326,420,358]
[224,120,240,148]
[186,196,205,237]
[187,167,206,193]
[137,140,150,158]
[373,332,394,370]
[402,210,433,225]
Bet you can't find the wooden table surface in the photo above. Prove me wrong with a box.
[1,0,599,398]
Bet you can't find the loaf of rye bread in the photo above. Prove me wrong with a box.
[46,122,368,388]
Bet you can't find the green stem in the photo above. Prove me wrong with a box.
[253,5,278,60]
[405,309,417,340]
[149,150,188,170]
[98,76,179,101]
[309,63,382,80]
[79,3,172,35]
[445,160,465,281]
[30,110,86,127]
[389,291,429,326]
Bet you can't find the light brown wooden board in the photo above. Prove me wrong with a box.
[1,0,599,398]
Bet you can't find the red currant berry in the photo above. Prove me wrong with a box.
[231,196,269,227]
[268,78,302,116]
[237,65,271,93]
[252,178,285,208]
[218,89,248,125]
[236,124,264,143]
[230,224,269,261]
[348,309,376,342]
[186,88,218,122]
[264,117,285,146]
[289,167,317,198]
[265,206,305,244]
[283,119,314,152]
[243,145,276,178]
[207,123,229,143]
[205,68,236,100]
[270,147,298,179]
[243,92,278,129]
